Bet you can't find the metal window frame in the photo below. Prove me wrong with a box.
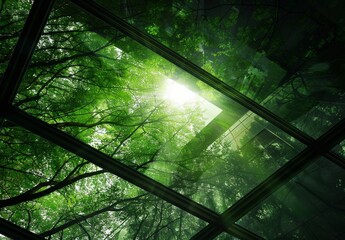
[0,0,344,239]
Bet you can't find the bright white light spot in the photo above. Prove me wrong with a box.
[164,78,198,105]
[160,78,222,125]
[113,46,123,59]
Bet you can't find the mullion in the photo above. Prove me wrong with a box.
[0,0,55,108]
[68,0,345,172]
[0,1,54,238]
[192,117,345,239]
[4,106,261,240]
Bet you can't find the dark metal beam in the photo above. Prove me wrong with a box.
[4,107,261,239]
[192,117,345,239]
[0,0,55,107]
[0,0,54,131]
[0,217,46,240]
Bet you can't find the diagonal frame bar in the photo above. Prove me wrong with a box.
[192,117,345,239]
[0,1,54,238]
[4,106,262,240]
[0,0,55,108]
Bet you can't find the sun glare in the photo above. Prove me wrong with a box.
[162,78,222,125]
[164,78,198,105]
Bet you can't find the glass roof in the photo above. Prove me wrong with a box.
[1,0,345,239]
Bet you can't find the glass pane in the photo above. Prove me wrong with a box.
[93,0,345,138]
[0,124,206,239]
[0,0,32,77]
[14,0,305,213]
[237,158,345,239]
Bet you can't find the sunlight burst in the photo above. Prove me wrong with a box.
[164,78,198,105]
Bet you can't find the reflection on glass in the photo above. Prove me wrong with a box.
[262,75,345,138]
[0,125,206,239]
[237,158,345,239]
[0,0,32,77]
